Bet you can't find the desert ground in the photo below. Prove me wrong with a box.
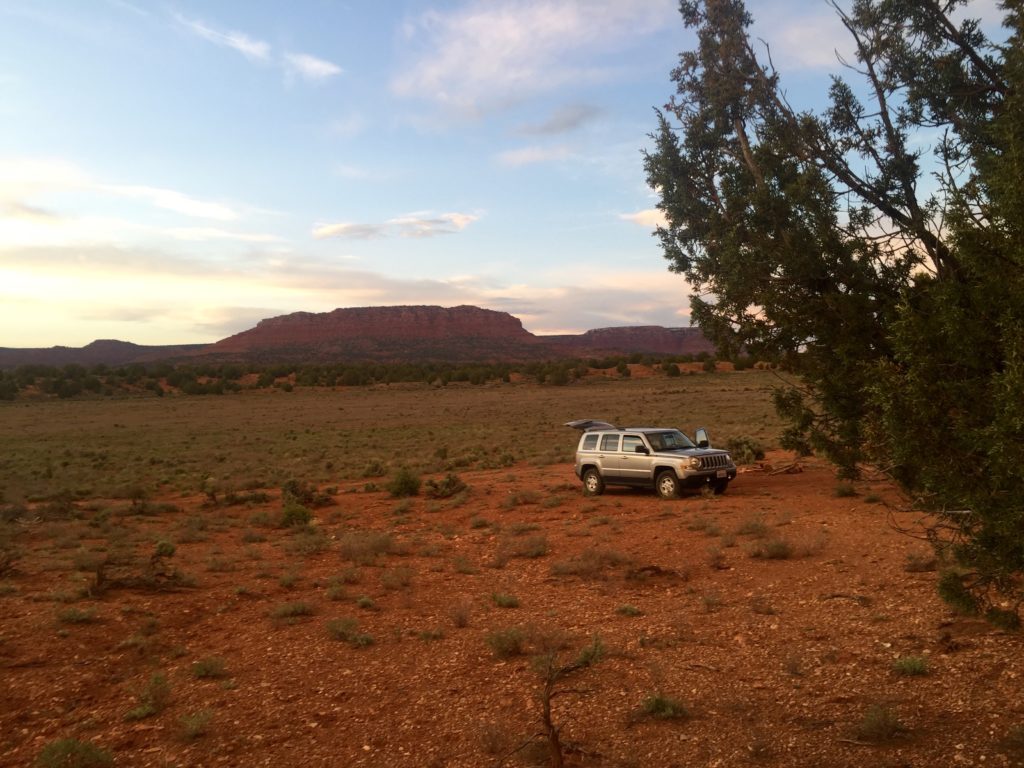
[2,373,1022,767]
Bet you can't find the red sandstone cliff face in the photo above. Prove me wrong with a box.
[204,305,542,362]
[545,326,715,357]
[0,307,717,367]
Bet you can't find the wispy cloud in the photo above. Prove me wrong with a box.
[393,0,675,112]
[313,212,479,240]
[174,14,270,61]
[174,13,342,82]
[517,103,603,135]
[284,52,342,81]
[102,184,238,221]
[311,222,385,240]
[620,208,667,228]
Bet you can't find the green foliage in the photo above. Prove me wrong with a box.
[423,473,467,499]
[641,694,687,720]
[649,0,1024,621]
[278,501,312,529]
[491,592,519,608]
[125,673,171,720]
[190,657,228,679]
[486,627,526,658]
[35,738,113,768]
[855,704,905,743]
[326,617,374,647]
[180,709,213,741]
[387,467,421,498]
[724,437,764,465]
[892,656,929,677]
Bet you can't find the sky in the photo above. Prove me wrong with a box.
[0,0,1005,347]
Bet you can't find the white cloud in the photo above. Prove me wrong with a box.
[497,145,572,167]
[103,184,238,221]
[620,208,667,228]
[175,14,270,61]
[313,212,480,240]
[284,52,343,81]
[312,222,385,240]
[393,0,675,112]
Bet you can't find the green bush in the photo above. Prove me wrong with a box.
[641,694,688,720]
[387,468,421,498]
[125,673,171,721]
[486,627,526,658]
[278,501,312,528]
[35,738,113,768]
[725,437,765,465]
[424,473,467,499]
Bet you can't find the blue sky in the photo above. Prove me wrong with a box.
[0,0,1003,346]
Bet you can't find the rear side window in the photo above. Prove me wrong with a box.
[599,434,620,451]
[622,435,644,453]
[581,434,599,450]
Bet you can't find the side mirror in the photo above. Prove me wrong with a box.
[694,427,710,449]
[634,446,649,455]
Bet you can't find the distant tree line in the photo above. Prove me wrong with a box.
[0,352,765,401]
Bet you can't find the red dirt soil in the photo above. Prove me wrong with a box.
[3,454,1022,767]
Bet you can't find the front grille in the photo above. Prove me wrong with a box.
[699,454,730,470]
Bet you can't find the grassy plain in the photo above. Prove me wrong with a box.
[5,370,1020,768]
[0,370,782,502]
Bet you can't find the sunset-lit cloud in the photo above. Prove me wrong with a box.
[313,212,479,240]
[497,146,572,167]
[393,0,675,112]
[284,52,343,81]
[620,208,668,228]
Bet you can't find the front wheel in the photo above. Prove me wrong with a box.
[582,468,605,496]
[656,470,679,499]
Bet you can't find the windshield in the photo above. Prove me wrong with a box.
[647,430,695,451]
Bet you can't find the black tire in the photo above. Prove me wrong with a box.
[712,480,729,495]
[656,470,679,499]
[582,468,605,496]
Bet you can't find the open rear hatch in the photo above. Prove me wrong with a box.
[564,419,617,431]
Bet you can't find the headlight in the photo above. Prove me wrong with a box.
[685,457,702,470]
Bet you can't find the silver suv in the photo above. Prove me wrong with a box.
[566,420,736,498]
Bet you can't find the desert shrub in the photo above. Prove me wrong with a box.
[387,468,421,498]
[57,607,96,625]
[735,516,768,537]
[892,656,928,676]
[450,601,471,628]
[356,596,377,610]
[326,617,374,647]
[180,709,213,741]
[834,483,857,498]
[749,538,793,560]
[486,627,526,658]
[616,604,643,617]
[191,657,228,679]
[380,565,414,590]
[501,489,541,508]
[500,534,548,560]
[424,473,467,499]
[271,602,314,622]
[286,526,330,555]
[34,738,113,768]
[985,607,1022,630]
[362,459,387,478]
[281,479,332,508]
[125,673,171,720]
[855,704,904,743]
[641,694,688,720]
[278,501,312,529]
[725,437,765,465]
[491,592,519,608]
[551,548,631,579]
[338,530,393,564]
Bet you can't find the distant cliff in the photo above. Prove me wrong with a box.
[0,305,716,367]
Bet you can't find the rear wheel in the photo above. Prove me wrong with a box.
[582,468,605,496]
[656,470,679,499]
[712,480,729,495]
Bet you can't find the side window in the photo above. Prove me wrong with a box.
[581,434,599,451]
[599,434,620,452]
[622,435,644,453]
